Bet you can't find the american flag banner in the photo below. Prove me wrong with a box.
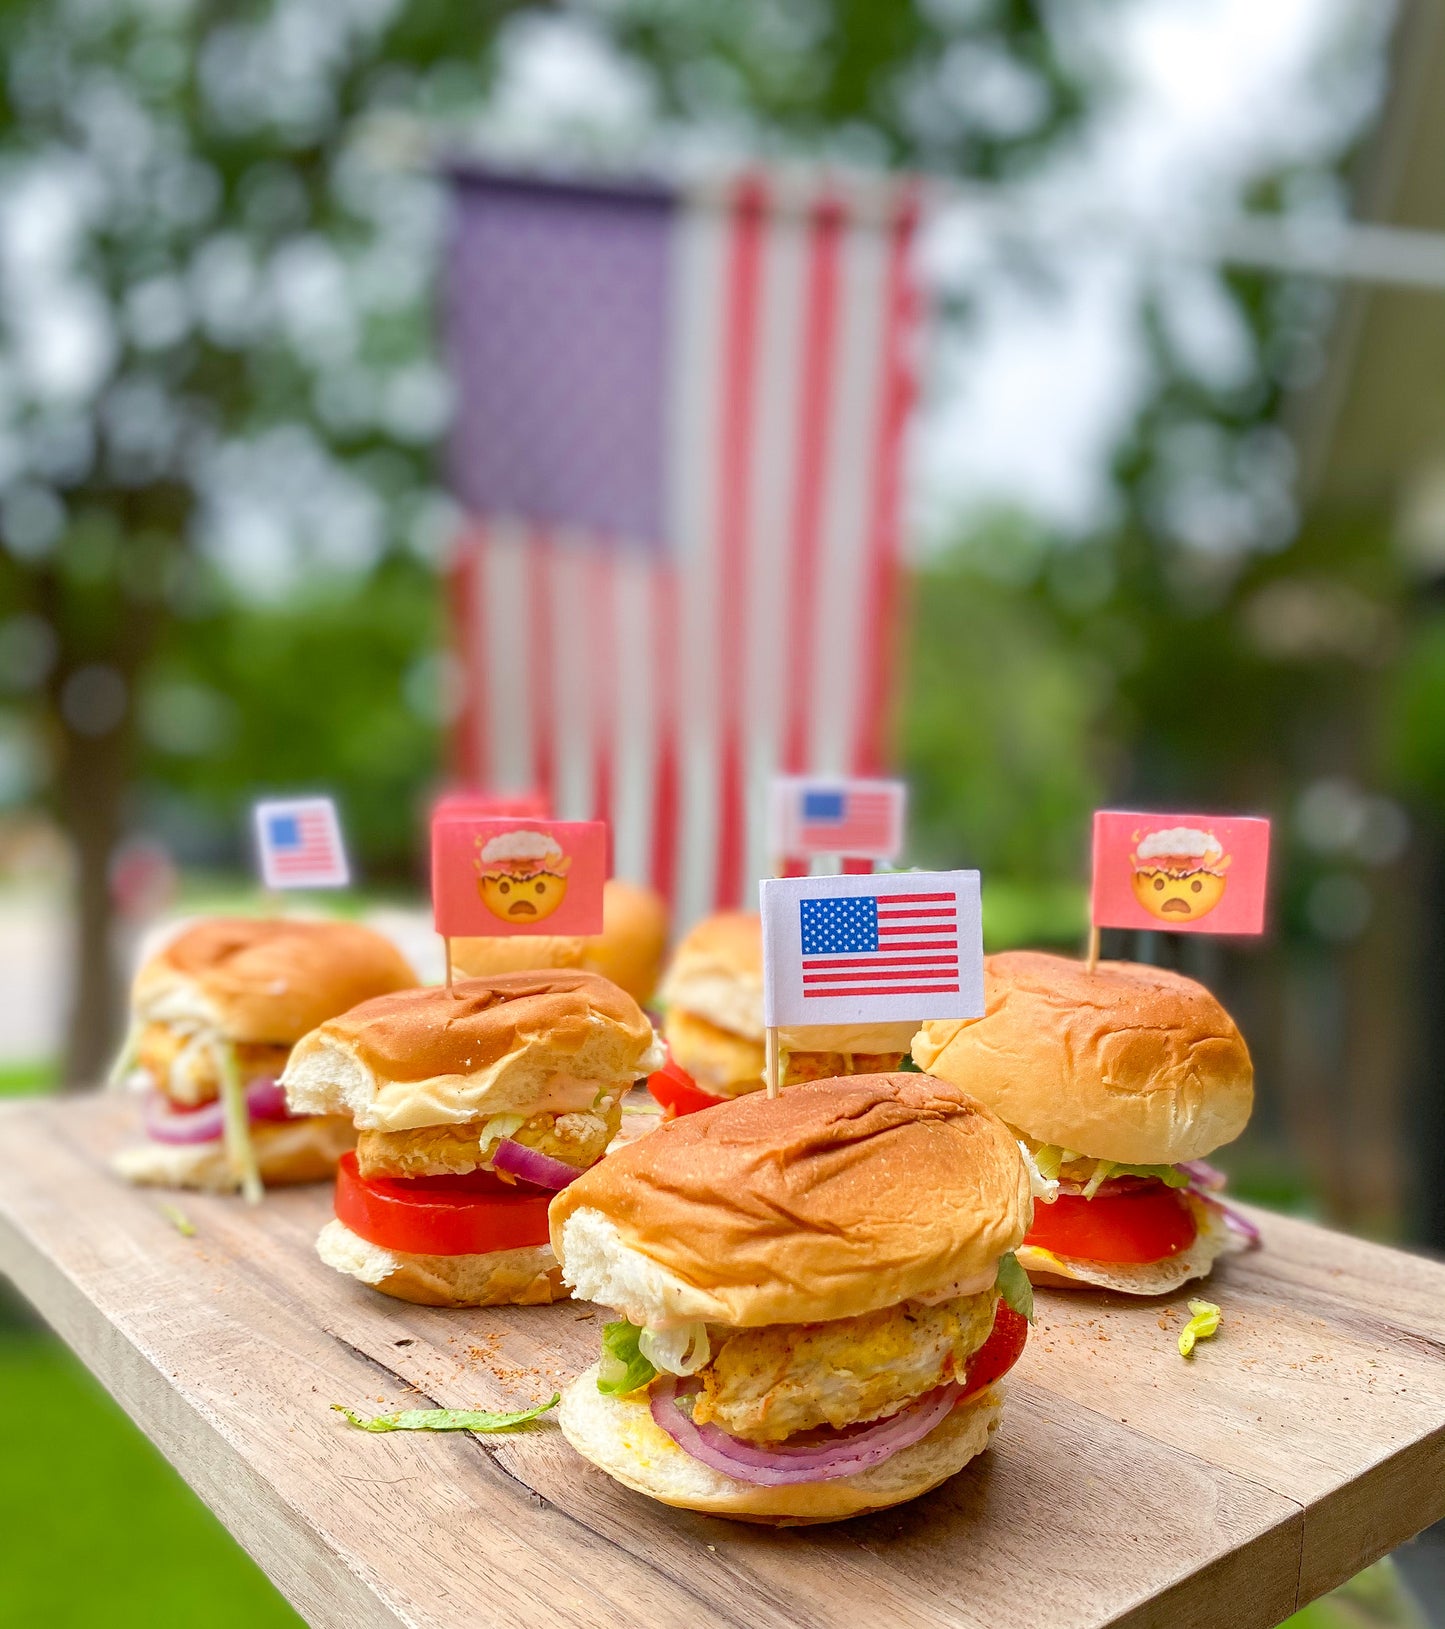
[769,774,906,863]
[760,871,983,1028]
[445,165,924,926]
[253,798,349,890]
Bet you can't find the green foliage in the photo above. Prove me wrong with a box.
[1385,610,1445,807]
[901,514,1109,884]
[138,552,443,878]
[604,0,1083,172]
[0,1332,299,1627]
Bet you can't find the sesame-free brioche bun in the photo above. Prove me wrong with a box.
[315,1218,564,1307]
[660,911,915,1059]
[132,918,417,1044]
[449,879,669,1006]
[913,951,1253,1166]
[662,910,761,1010]
[559,1363,1003,1525]
[551,1074,1030,1329]
[281,971,663,1133]
[111,1115,356,1193]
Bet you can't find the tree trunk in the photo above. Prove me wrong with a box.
[56,712,129,1089]
[37,494,185,1091]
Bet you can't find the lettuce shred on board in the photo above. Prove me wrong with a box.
[332,1396,558,1432]
[1178,1300,1222,1358]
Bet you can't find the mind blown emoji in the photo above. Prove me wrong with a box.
[476,830,571,924]
[1129,826,1230,923]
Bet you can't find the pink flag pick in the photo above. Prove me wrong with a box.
[1091,811,1271,935]
[432,815,606,938]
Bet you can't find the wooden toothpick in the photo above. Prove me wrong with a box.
[765,1027,780,1100]
[443,936,456,996]
[1085,924,1100,974]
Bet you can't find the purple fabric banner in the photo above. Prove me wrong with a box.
[444,172,675,547]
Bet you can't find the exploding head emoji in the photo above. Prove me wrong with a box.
[476,830,571,924]
[1129,826,1230,923]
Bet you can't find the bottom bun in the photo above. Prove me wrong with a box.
[111,1116,356,1193]
[316,1218,565,1308]
[1020,1197,1238,1295]
[559,1363,1003,1525]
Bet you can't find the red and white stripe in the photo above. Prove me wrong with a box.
[451,170,923,925]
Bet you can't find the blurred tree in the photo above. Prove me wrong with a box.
[900,511,1111,885]
[0,0,525,1083]
[138,550,444,885]
[0,0,1091,1085]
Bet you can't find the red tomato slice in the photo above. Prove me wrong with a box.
[333,1152,553,1257]
[958,1302,1028,1401]
[647,1055,728,1118]
[1024,1185,1198,1264]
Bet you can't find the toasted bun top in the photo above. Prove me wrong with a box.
[669,910,762,980]
[281,970,663,1132]
[659,911,762,1035]
[132,918,417,1044]
[659,911,912,1052]
[912,951,1253,1165]
[550,1074,1030,1328]
[449,879,669,1005]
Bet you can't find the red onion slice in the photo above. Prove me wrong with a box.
[492,1137,584,1191]
[143,1078,297,1145]
[1190,1187,1263,1249]
[144,1092,226,1145]
[243,1077,294,1122]
[1178,1159,1228,1192]
[648,1378,961,1485]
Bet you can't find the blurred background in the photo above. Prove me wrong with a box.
[2,0,1444,1623]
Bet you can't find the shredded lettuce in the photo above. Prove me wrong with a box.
[215,1041,263,1205]
[1017,1142,1059,1203]
[1030,1145,1077,1181]
[597,1321,658,1395]
[333,1396,558,1432]
[1178,1299,1221,1358]
[1032,1145,1189,1193]
[479,1112,526,1149]
[1080,1159,1114,1199]
[995,1252,1035,1323]
[1105,1160,1191,1188]
[638,1322,711,1376]
[159,1203,196,1238]
[107,1019,144,1091]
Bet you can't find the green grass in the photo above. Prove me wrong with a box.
[0,1061,53,1097]
[0,1329,299,1628]
[1279,1558,1429,1627]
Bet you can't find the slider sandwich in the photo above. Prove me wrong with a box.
[551,1073,1034,1524]
[281,971,663,1307]
[914,951,1256,1294]
[651,911,917,1114]
[111,918,417,1199]
[449,878,669,1006]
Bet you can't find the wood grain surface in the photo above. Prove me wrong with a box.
[2,1096,1443,1629]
